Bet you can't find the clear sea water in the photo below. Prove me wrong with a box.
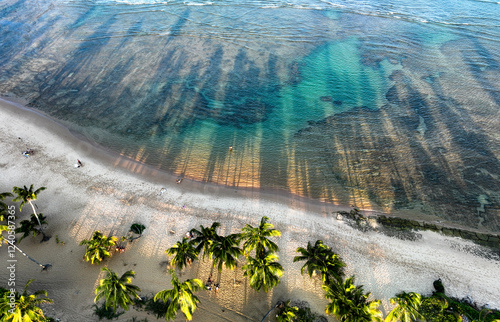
[1,0,500,230]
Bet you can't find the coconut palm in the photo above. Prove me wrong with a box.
[241,216,281,257]
[12,185,46,233]
[15,213,48,243]
[0,236,51,269]
[154,269,204,321]
[385,292,423,322]
[190,222,221,260]
[276,300,299,322]
[80,231,117,264]
[0,279,53,321]
[0,208,50,269]
[323,276,382,322]
[210,233,242,272]
[294,240,345,283]
[166,237,199,271]
[94,267,141,314]
[242,251,284,293]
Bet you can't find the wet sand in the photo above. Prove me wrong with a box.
[1,96,499,321]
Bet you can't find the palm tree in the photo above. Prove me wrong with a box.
[294,239,345,283]
[241,216,281,257]
[94,267,141,314]
[0,279,53,321]
[385,292,423,322]
[154,269,204,321]
[166,237,199,271]
[0,206,50,269]
[242,251,284,293]
[12,185,46,233]
[276,300,299,322]
[190,222,221,260]
[323,276,382,322]
[80,231,117,264]
[15,213,48,243]
[210,233,243,272]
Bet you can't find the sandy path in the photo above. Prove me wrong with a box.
[0,97,499,321]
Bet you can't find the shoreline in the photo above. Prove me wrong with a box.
[0,95,494,237]
[1,96,500,321]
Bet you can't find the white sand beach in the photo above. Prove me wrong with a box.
[1,96,499,321]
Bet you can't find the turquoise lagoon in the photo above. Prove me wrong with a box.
[1,0,500,230]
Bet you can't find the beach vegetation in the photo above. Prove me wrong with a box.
[385,291,423,322]
[166,237,199,271]
[294,240,345,284]
[210,233,243,272]
[242,250,284,292]
[275,300,299,322]
[190,222,221,260]
[80,231,117,264]
[240,216,281,257]
[12,185,48,240]
[129,223,146,241]
[154,269,204,321]
[0,279,53,322]
[130,223,146,236]
[15,213,48,243]
[419,295,460,322]
[323,276,382,322]
[94,267,141,314]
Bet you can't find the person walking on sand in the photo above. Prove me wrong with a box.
[77,159,83,167]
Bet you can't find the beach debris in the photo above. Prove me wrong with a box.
[22,148,34,157]
[176,178,183,184]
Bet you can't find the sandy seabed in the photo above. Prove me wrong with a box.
[0,97,499,321]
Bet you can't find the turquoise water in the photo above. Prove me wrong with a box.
[1,0,500,230]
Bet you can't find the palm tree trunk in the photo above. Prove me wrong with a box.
[5,239,51,270]
[260,301,282,322]
[28,200,49,242]
[28,201,43,231]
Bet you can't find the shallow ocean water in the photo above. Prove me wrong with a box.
[1,0,500,230]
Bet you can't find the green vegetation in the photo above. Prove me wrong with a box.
[242,250,284,292]
[385,292,423,322]
[0,279,53,322]
[165,237,199,271]
[323,276,382,322]
[95,267,141,314]
[190,222,221,260]
[80,230,117,264]
[12,185,47,238]
[210,233,243,272]
[294,239,345,283]
[240,216,281,256]
[154,269,204,321]
[15,213,48,243]
[2,186,499,322]
[276,300,299,322]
